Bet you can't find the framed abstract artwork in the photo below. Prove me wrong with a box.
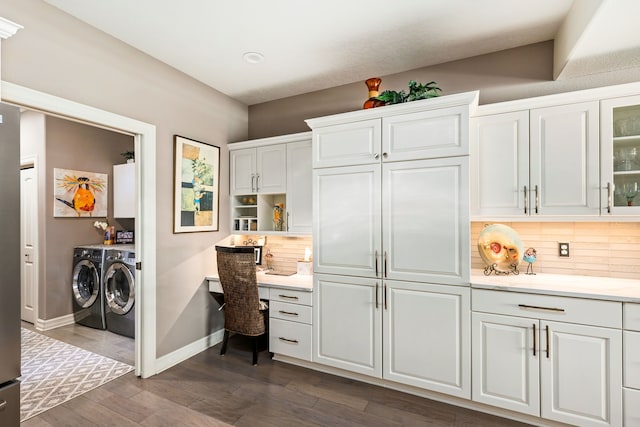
[173,135,220,233]
[54,168,108,217]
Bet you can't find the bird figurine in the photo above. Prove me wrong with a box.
[524,247,537,275]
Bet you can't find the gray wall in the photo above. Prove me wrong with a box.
[1,0,247,357]
[249,40,640,139]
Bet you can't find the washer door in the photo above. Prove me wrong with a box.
[104,263,135,315]
[72,260,100,308]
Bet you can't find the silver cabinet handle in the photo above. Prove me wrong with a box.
[286,212,290,232]
[374,153,380,159]
[383,251,388,279]
[278,310,299,316]
[546,324,550,359]
[524,185,528,214]
[279,294,299,301]
[382,152,388,158]
[534,185,539,214]
[518,304,565,313]
[278,337,299,344]
[375,282,379,309]
[384,283,388,310]
[607,182,613,214]
[374,250,379,278]
[532,323,537,357]
[0,399,6,411]
[255,173,260,192]
[251,174,256,193]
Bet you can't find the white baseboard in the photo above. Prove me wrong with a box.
[154,329,224,375]
[34,314,75,331]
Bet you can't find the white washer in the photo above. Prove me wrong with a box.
[103,246,135,338]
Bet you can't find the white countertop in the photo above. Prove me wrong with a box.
[471,269,640,303]
[206,271,313,292]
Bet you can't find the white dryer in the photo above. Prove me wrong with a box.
[103,246,135,338]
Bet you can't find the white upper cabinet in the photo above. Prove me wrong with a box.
[230,144,286,195]
[113,162,135,218]
[471,101,600,218]
[286,140,312,233]
[600,94,640,215]
[471,111,529,217]
[530,101,600,216]
[312,119,381,168]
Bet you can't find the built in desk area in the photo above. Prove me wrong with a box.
[206,271,314,361]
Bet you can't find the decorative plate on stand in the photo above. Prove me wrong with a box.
[477,224,524,275]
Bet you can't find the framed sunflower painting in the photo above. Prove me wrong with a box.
[173,135,220,233]
[53,168,108,217]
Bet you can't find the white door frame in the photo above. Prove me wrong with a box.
[2,81,157,378]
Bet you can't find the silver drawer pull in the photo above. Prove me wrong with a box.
[278,337,299,344]
[279,294,299,300]
[0,400,6,411]
[278,310,299,316]
[518,304,565,313]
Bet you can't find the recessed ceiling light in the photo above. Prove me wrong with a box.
[243,52,265,64]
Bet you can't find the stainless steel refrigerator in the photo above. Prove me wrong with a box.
[0,102,21,426]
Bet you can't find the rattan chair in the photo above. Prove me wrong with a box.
[215,245,267,365]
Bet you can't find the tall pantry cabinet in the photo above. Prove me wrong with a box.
[306,92,478,398]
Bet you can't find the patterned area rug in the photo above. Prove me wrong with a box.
[20,328,134,421]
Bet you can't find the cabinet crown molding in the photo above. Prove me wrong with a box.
[305,91,479,129]
[229,131,311,150]
[0,17,22,39]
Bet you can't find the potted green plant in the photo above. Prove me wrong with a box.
[375,80,442,105]
[121,150,135,163]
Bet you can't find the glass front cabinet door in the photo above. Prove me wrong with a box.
[601,95,640,215]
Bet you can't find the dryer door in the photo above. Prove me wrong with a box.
[104,263,135,314]
[72,260,100,308]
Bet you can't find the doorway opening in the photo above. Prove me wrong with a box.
[3,81,157,378]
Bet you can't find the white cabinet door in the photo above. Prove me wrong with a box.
[313,274,382,377]
[470,111,529,217]
[530,102,600,216]
[312,119,381,168]
[472,312,540,416]
[383,157,469,285]
[383,105,469,162]
[230,148,256,195]
[256,144,286,194]
[286,140,312,233]
[385,281,470,398]
[113,163,135,218]
[540,321,622,427]
[313,164,381,278]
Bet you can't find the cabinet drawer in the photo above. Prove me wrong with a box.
[625,331,640,389]
[269,301,312,324]
[624,303,640,331]
[269,288,312,305]
[269,318,312,360]
[472,289,622,328]
[625,387,640,426]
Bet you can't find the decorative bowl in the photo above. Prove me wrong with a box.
[477,224,524,273]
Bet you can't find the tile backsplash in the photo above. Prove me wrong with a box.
[225,234,312,273]
[471,222,640,279]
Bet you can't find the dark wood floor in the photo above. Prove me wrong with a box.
[21,325,532,426]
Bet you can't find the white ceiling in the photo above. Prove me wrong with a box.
[43,0,640,106]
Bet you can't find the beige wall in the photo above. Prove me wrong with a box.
[472,222,640,279]
[1,0,248,357]
[249,41,640,139]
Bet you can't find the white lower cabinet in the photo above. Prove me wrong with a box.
[472,289,622,427]
[313,273,470,398]
[268,288,312,361]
